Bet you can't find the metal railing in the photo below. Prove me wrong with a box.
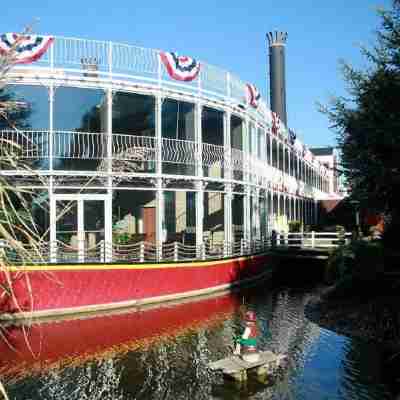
[1,129,320,197]
[274,231,352,248]
[16,36,268,122]
[0,232,352,265]
[7,35,333,194]
[0,238,271,264]
[0,130,250,181]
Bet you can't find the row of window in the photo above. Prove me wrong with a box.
[1,84,329,192]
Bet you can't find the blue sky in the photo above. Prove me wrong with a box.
[4,0,392,147]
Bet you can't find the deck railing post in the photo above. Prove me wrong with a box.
[311,231,315,248]
[100,240,105,262]
[174,241,179,262]
[201,243,206,260]
[139,242,145,262]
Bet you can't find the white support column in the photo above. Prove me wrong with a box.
[242,115,251,248]
[267,190,272,234]
[277,192,280,230]
[156,182,164,261]
[155,95,163,261]
[49,85,54,171]
[195,102,204,258]
[224,111,232,256]
[77,198,84,263]
[283,194,287,228]
[271,190,275,231]
[224,184,232,256]
[269,132,273,167]
[105,88,113,262]
[254,188,260,241]
[156,95,163,175]
[244,186,251,245]
[48,84,57,262]
[276,141,280,171]
[224,110,232,181]
[49,187,56,263]
[314,199,318,225]
[196,182,204,259]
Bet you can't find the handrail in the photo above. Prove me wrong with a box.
[0,129,328,196]
[0,233,351,264]
[275,231,352,248]
[15,35,272,128]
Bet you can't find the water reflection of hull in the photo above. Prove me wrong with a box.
[0,253,272,320]
[0,293,240,383]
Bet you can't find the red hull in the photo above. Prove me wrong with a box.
[0,253,272,318]
[0,294,240,382]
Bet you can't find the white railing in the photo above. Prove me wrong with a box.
[162,137,196,165]
[274,231,352,248]
[53,131,106,159]
[7,36,337,196]
[0,238,271,264]
[21,36,265,119]
[0,129,326,198]
[0,130,49,159]
[1,232,353,264]
[0,231,351,264]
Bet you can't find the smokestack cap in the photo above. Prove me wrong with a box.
[267,31,288,46]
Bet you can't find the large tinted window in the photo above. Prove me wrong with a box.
[113,92,155,136]
[202,107,223,146]
[202,107,223,178]
[1,84,49,130]
[230,115,243,150]
[162,98,195,175]
[0,85,49,170]
[162,99,194,140]
[54,87,107,171]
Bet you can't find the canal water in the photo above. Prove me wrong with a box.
[0,284,394,399]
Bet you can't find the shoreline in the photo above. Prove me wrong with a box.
[305,284,400,350]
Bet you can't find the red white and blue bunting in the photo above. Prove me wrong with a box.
[246,83,260,108]
[159,51,201,82]
[0,33,54,64]
[271,111,280,136]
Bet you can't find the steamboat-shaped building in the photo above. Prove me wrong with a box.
[0,32,340,319]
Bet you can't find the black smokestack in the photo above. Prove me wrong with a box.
[267,31,288,126]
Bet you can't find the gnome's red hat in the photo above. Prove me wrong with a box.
[245,311,257,322]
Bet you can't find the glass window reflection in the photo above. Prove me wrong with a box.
[54,87,107,171]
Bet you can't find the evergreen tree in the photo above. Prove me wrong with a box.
[322,1,400,235]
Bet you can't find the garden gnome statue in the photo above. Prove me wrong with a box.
[234,310,260,363]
